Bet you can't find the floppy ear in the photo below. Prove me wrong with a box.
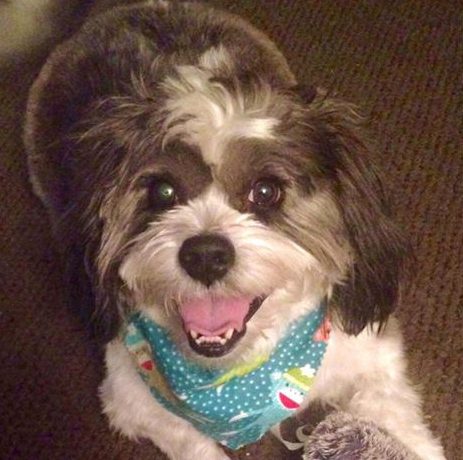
[64,241,122,344]
[305,94,409,335]
[24,36,126,343]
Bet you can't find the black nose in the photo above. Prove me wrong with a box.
[178,233,235,286]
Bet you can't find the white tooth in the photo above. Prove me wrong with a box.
[190,330,198,339]
[195,335,228,346]
[225,328,234,340]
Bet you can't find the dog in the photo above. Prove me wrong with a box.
[24,1,446,459]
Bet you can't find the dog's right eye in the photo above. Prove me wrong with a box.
[148,180,178,210]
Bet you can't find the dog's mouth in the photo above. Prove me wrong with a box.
[179,295,266,357]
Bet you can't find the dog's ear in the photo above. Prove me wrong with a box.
[24,35,127,343]
[64,241,122,344]
[302,93,409,335]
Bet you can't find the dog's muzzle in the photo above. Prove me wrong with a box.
[177,232,265,357]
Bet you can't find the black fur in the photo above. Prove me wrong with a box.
[311,101,409,335]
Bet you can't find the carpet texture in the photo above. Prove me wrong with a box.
[0,1,461,459]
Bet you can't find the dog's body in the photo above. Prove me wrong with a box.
[24,1,445,459]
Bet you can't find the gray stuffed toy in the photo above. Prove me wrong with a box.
[274,404,417,459]
[303,411,418,460]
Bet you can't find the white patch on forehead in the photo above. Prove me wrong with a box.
[161,65,279,166]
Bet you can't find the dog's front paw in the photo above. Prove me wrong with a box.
[172,444,230,460]
[176,453,229,460]
[201,449,230,460]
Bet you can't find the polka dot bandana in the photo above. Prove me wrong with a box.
[124,303,328,450]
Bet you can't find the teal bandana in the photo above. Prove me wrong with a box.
[124,305,328,450]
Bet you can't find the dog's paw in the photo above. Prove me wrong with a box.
[172,444,230,460]
[179,452,230,460]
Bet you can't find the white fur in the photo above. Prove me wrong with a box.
[101,340,230,460]
[119,186,327,367]
[161,65,279,166]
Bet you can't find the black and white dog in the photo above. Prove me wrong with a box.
[23,1,444,459]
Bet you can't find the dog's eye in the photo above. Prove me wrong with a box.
[149,180,178,210]
[248,178,282,208]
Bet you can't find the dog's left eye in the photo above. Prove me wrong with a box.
[248,178,283,209]
[149,180,178,210]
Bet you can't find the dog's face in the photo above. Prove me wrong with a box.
[91,66,351,365]
[25,2,406,366]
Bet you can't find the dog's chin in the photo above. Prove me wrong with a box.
[179,295,266,358]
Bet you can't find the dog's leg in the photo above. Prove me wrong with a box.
[100,341,230,460]
[308,320,446,460]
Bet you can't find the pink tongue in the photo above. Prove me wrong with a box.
[179,296,253,336]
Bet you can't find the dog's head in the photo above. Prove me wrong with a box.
[25,2,407,365]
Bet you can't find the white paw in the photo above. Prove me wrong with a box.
[172,444,230,460]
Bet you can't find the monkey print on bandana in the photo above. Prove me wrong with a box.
[124,305,328,450]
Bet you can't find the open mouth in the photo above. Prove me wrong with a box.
[179,295,266,357]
